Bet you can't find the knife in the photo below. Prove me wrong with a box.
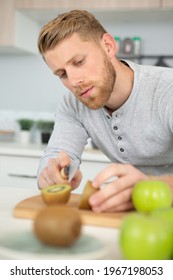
[60,164,78,182]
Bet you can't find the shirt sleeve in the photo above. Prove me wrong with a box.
[37,92,89,178]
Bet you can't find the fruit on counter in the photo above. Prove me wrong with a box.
[41,184,71,205]
[132,180,172,213]
[152,207,173,229]
[78,180,98,210]
[119,213,173,260]
[33,205,82,246]
[151,207,173,258]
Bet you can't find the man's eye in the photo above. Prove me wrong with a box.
[75,59,84,65]
[60,72,67,79]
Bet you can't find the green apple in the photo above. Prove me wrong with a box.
[132,180,172,213]
[152,207,173,228]
[151,207,173,259]
[119,213,173,260]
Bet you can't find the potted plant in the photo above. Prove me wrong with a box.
[17,118,34,144]
[36,120,54,143]
[17,119,34,131]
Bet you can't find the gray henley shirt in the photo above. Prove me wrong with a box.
[38,60,173,177]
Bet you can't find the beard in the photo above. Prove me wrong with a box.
[74,55,116,110]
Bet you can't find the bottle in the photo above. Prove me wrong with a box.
[122,37,134,54]
[114,36,121,54]
[132,36,141,55]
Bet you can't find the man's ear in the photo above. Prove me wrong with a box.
[101,33,117,58]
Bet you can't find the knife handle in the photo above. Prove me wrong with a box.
[60,165,70,179]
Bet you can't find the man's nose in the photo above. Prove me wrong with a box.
[68,71,83,87]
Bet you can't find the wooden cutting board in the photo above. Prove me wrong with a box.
[13,194,130,228]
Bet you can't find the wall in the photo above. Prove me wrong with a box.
[0,54,66,112]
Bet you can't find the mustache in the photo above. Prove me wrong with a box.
[75,83,93,95]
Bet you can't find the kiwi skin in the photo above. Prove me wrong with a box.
[41,184,71,205]
[79,180,98,210]
[33,205,82,247]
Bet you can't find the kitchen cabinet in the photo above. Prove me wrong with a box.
[0,0,40,54]
[0,0,15,51]
[15,0,161,10]
[0,154,109,193]
[161,0,173,8]
[0,143,110,193]
[0,155,39,189]
[16,0,161,24]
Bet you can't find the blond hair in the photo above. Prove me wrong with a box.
[38,9,107,55]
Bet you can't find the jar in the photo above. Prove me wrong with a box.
[122,38,134,54]
[132,36,141,55]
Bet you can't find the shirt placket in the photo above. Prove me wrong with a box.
[111,112,127,158]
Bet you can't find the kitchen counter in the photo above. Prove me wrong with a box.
[0,142,110,162]
[0,142,110,193]
[0,143,120,260]
[0,186,122,260]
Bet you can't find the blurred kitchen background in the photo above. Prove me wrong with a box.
[0,0,173,144]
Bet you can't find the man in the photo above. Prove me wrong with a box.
[37,9,173,212]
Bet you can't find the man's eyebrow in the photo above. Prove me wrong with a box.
[53,55,80,75]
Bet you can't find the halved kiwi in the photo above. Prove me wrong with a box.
[41,184,71,205]
[33,205,82,246]
[78,180,98,210]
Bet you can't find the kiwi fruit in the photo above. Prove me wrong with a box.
[33,205,82,247]
[78,180,98,210]
[41,184,71,205]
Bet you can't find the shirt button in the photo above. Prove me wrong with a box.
[118,136,122,140]
[120,148,124,152]
[113,126,118,130]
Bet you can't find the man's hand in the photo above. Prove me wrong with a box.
[89,163,147,212]
[38,151,82,190]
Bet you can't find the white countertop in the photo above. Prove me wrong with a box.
[0,142,110,162]
[0,186,122,260]
[0,142,45,157]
